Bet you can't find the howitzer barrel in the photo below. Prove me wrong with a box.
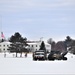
[61,51,68,57]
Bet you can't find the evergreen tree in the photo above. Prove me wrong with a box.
[39,41,46,59]
[39,41,46,50]
[8,32,29,57]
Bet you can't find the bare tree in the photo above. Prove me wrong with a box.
[47,38,53,44]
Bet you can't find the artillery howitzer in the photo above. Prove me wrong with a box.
[48,50,68,61]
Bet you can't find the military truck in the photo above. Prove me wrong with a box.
[48,50,68,61]
[33,50,46,61]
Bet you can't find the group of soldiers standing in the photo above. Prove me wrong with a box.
[4,52,28,58]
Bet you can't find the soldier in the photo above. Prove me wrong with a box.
[4,53,6,57]
[25,52,27,57]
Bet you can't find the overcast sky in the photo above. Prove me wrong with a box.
[0,0,75,41]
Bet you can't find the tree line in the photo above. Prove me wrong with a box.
[1,32,75,57]
[47,36,75,55]
[8,32,29,57]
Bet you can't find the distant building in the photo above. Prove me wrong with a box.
[0,41,11,52]
[28,41,51,52]
[0,37,51,53]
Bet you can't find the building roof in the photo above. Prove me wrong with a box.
[0,41,11,44]
[27,41,50,45]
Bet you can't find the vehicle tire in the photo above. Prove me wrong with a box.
[33,58,37,61]
[63,57,67,60]
[58,58,61,60]
[42,58,45,61]
[48,57,55,61]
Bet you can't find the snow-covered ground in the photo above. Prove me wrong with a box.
[0,52,75,74]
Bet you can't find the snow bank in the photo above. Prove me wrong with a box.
[0,52,75,74]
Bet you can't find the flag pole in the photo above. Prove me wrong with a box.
[0,16,6,57]
[0,15,2,33]
[0,15,6,41]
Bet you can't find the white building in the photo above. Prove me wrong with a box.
[0,40,51,53]
[0,41,11,52]
[28,41,51,52]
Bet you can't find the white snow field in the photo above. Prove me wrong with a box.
[0,52,75,74]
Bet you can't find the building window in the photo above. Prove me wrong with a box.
[32,45,33,47]
[3,45,5,47]
[36,45,37,47]
[7,45,9,47]
[3,49,5,51]
[7,48,9,50]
